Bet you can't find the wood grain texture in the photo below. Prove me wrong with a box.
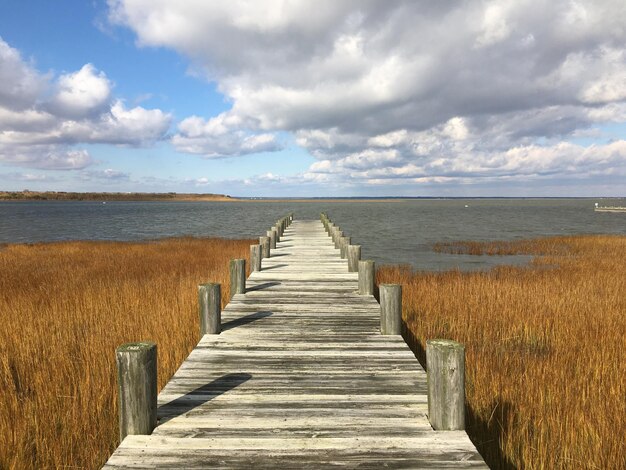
[229,259,246,298]
[198,283,220,335]
[104,219,486,469]
[427,339,466,431]
[115,342,157,442]
[250,244,261,272]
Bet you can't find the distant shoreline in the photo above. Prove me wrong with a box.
[1,191,624,202]
[0,191,237,202]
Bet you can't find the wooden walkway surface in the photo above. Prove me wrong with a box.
[104,219,487,469]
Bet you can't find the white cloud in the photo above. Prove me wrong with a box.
[0,37,171,170]
[475,2,513,47]
[0,37,45,110]
[0,146,94,170]
[105,1,626,192]
[578,48,626,104]
[82,168,130,180]
[443,118,470,141]
[306,140,626,184]
[48,64,112,118]
[172,113,282,157]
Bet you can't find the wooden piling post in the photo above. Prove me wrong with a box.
[198,283,221,335]
[229,259,246,298]
[272,227,279,244]
[116,342,157,442]
[358,260,375,295]
[347,245,361,272]
[323,218,332,233]
[339,236,351,259]
[426,339,466,431]
[250,244,262,272]
[267,230,276,249]
[334,230,344,249]
[259,236,270,258]
[380,284,402,334]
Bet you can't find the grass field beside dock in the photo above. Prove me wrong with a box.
[0,234,624,468]
[378,235,626,469]
[0,237,252,469]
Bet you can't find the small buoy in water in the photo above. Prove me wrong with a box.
[102,201,106,204]
[464,204,469,208]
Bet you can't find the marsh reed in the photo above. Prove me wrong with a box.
[378,235,626,469]
[2,233,624,469]
[0,237,252,469]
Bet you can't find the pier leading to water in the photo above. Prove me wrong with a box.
[104,216,486,468]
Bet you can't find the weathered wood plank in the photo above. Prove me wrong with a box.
[104,219,486,469]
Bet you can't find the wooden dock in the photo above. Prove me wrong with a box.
[104,218,487,468]
[594,206,626,212]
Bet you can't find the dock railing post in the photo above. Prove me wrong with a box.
[267,230,277,249]
[198,283,221,335]
[229,259,246,298]
[358,260,375,295]
[116,342,157,442]
[259,236,270,258]
[379,284,402,334]
[426,339,465,431]
[321,213,330,230]
[250,244,262,272]
[347,245,361,272]
[339,236,351,259]
[334,230,344,249]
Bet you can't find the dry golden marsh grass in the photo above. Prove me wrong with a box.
[378,235,626,469]
[0,237,252,469]
[1,234,624,469]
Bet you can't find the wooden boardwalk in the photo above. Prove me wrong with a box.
[104,219,487,468]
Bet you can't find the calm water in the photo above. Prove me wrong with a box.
[0,199,624,271]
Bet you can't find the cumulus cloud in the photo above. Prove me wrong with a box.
[172,113,283,157]
[108,0,626,190]
[109,0,626,130]
[80,168,131,181]
[0,38,45,110]
[0,145,94,170]
[0,37,171,170]
[47,64,112,118]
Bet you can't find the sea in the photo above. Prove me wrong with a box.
[0,198,624,271]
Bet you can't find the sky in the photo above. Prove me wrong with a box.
[0,0,625,197]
